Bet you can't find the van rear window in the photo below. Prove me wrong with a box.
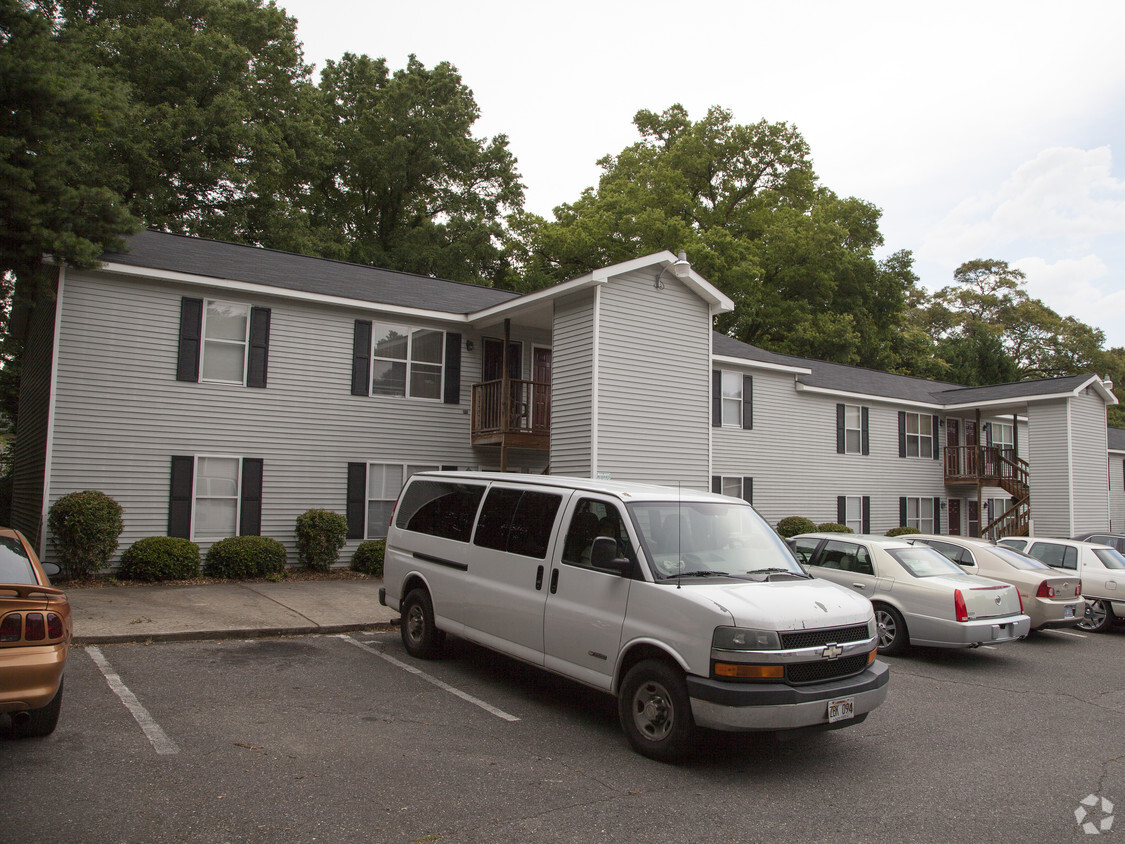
[395,480,485,542]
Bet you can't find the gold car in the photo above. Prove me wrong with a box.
[0,528,70,738]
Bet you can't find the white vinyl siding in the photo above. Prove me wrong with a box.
[549,291,595,478]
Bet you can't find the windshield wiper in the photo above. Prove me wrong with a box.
[745,567,810,578]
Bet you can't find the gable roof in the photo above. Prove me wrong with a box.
[100,229,520,315]
[1110,427,1125,453]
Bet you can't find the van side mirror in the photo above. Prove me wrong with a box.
[590,536,631,576]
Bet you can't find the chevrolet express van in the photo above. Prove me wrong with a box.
[380,472,889,762]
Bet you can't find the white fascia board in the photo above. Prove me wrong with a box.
[99,261,472,324]
[711,354,812,376]
[793,382,943,410]
[468,273,607,325]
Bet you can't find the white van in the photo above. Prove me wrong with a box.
[379,472,889,762]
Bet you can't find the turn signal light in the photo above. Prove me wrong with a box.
[0,613,20,642]
[47,612,63,639]
[1036,582,1055,599]
[954,589,969,622]
[867,648,877,665]
[714,663,785,680]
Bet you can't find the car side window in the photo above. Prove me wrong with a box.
[821,540,870,575]
[930,540,971,566]
[1028,542,1077,570]
[789,538,820,565]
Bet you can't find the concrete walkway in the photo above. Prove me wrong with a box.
[66,578,398,645]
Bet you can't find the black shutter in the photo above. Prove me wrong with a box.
[239,459,263,536]
[712,475,721,494]
[984,422,993,446]
[898,412,906,458]
[168,456,194,538]
[246,307,271,388]
[711,370,721,427]
[837,495,847,524]
[861,407,870,455]
[932,415,941,459]
[177,298,203,382]
[346,462,367,539]
[444,333,461,404]
[742,477,753,504]
[862,497,871,534]
[351,321,372,396]
[933,496,942,533]
[742,374,753,430]
[836,404,845,454]
[441,465,458,471]
[899,496,907,527]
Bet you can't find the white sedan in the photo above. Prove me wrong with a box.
[997,536,1125,632]
[789,533,1031,654]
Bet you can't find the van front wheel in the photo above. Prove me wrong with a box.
[400,588,445,659]
[618,659,695,763]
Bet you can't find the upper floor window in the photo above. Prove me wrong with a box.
[352,321,460,404]
[177,297,270,387]
[837,404,869,455]
[989,421,1014,450]
[712,370,752,430]
[202,301,250,383]
[899,412,937,459]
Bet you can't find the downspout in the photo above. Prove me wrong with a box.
[590,286,601,479]
[975,408,982,538]
[1067,399,1076,535]
[500,318,510,472]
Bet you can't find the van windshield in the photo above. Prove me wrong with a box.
[628,501,806,581]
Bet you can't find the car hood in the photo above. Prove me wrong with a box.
[689,577,873,631]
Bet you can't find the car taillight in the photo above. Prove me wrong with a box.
[1014,587,1024,614]
[25,612,45,640]
[1037,581,1055,599]
[0,613,21,642]
[954,589,969,622]
[47,612,63,639]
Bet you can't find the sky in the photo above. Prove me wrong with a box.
[277,0,1125,348]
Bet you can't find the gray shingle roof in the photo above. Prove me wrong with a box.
[101,230,520,315]
[1109,427,1125,451]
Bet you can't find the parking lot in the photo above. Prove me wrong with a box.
[4,625,1124,843]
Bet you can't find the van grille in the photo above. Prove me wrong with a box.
[780,625,870,650]
[786,654,870,685]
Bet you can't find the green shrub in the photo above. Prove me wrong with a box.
[886,526,921,537]
[204,536,287,579]
[118,536,201,582]
[295,509,348,572]
[351,540,385,576]
[776,516,817,538]
[816,523,853,534]
[47,490,124,579]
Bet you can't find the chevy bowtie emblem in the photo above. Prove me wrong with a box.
[821,643,843,660]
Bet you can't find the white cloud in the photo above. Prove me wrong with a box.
[1014,255,1125,347]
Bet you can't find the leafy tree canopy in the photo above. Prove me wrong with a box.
[510,104,924,371]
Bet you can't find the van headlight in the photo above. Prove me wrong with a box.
[712,626,781,650]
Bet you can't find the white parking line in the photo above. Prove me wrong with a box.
[1051,629,1088,639]
[339,634,520,722]
[85,647,180,755]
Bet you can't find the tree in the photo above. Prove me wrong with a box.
[511,105,922,370]
[309,53,524,284]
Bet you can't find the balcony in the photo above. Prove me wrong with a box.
[944,445,1030,538]
[470,378,550,451]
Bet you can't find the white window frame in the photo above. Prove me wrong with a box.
[844,405,863,454]
[905,496,934,533]
[843,496,863,534]
[365,462,440,539]
[370,322,446,401]
[990,421,1014,450]
[720,371,743,427]
[200,299,250,385]
[717,476,751,502]
[192,455,243,541]
[904,413,933,459]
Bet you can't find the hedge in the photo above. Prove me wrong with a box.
[776,517,817,538]
[118,536,201,582]
[295,509,348,572]
[816,523,853,534]
[203,536,287,579]
[47,490,124,579]
[351,540,385,576]
[885,526,921,537]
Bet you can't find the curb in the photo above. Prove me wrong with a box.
[73,620,398,646]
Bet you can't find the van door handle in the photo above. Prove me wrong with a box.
[851,583,865,590]
[550,568,559,594]
[535,565,544,590]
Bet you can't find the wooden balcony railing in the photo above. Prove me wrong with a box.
[470,379,550,450]
[945,444,1031,538]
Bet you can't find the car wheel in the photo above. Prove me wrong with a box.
[618,659,696,763]
[874,604,908,655]
[15,678,63,739]
[1078,599,1114,633]
[400,588,445,659]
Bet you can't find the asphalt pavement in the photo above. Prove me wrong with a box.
[65,577,398,644]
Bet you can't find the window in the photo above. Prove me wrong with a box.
[712,370,752,429]
[842,497,863,534]
[905,497,934,533]
[990,422,1014,450]
[473,487,562,559]
[712,476,752,503]
[837,405,869,455]
[177,297,270,387]
[362,463,439,540]
[371,322,445,399]
[903,413,934,458]
[395,480,485,542]
[168,455,264,540]
[1027,542,1077,570]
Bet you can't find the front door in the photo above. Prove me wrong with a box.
[965,420,978,476]
[946,418,960,476]
[948,499,961,535]
[482,338,521,381]
[968,500,980,538]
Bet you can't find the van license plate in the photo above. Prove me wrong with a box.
[827,697,854,723]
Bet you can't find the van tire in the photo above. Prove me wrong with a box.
[400,588,445,659]
[618,659,695,763]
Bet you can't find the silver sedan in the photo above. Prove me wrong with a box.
[789,533,1031,654]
